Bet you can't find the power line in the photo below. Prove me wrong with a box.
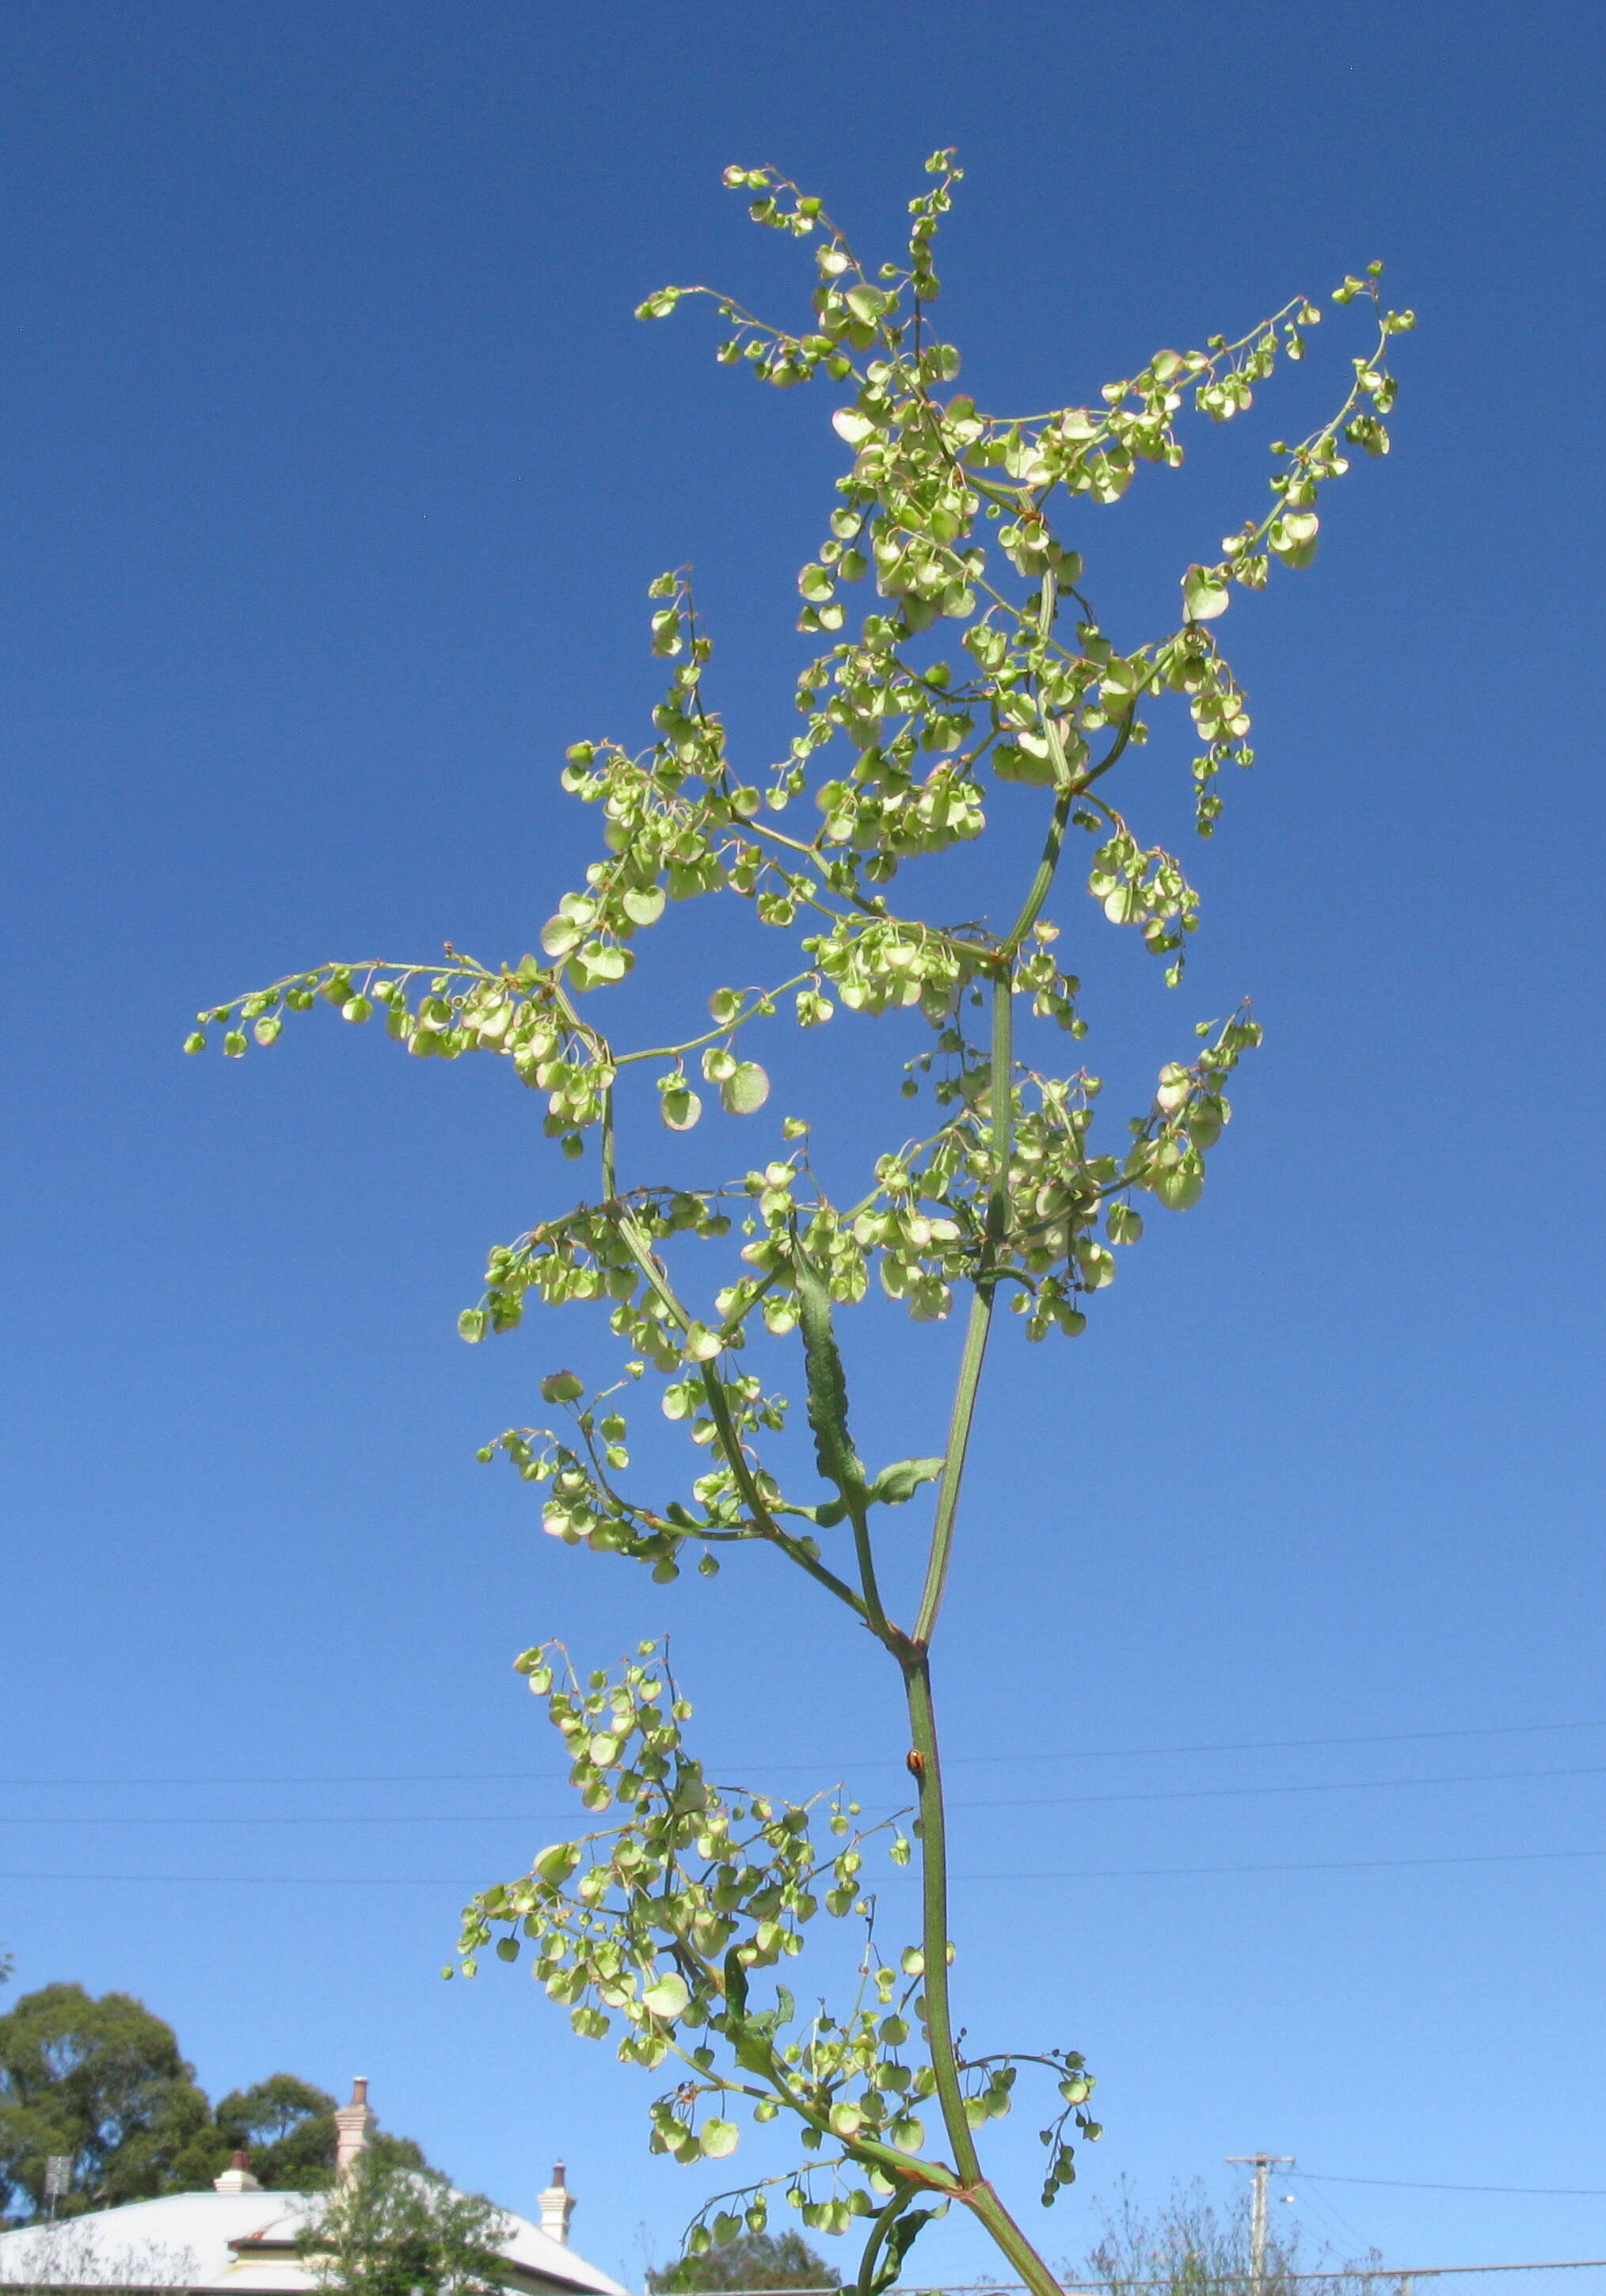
[0,1812,579,1829]
[733,2271,1606,2291]
[919,2271,1606,2290]
[1301,2173,1606,2199]
[976,1845,1606,1881]
[1289,2175,1376,2263]
[6,1757,1606,1826]
[971,1761,1606,1812]
[10,1841,1606,1887]
[4,1716,1604,1790]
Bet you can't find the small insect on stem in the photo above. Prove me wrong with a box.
[907,1750,926,1776]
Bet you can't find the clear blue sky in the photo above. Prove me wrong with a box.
[2,2,1603,2286]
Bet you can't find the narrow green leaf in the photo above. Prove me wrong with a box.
[793,1235,866,1506]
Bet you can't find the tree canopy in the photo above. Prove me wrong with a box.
[0,1983,211,2222]
[299,2155,508,2296]
[650,2229,839,2293]
[0,1984,426,2223]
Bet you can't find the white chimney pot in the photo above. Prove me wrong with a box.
[538,2162,575,2245]
[334,2077,377,2178]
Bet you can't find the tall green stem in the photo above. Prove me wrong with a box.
[967,2186,1066,2296]
[1007,783,1074,956]
[892,590,1094,2295]
[911,1289,993,1648]
[901,1656,980,2186]
[901,1654,1064,2296]
[912,961,1013,1645]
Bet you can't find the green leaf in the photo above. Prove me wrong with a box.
[699,2119,740,2159]
[622,885,665,927]
[1153,1164,1204,1211]
[577,944,630,984]
[641,1972,690,2020]
[661,1087,702,1132]
[458,1309,487,1344]
[540,915,584,958]
[869,1456,945,1506]
[1182,563,1231,622]
[793,1236,867,1506]
[875,2209,941,2294]
[792,1497,847,1529]
[539,1370,585,1403]
[720,1061,770,1115]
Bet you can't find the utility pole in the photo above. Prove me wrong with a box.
[1227,2156,1296,2294]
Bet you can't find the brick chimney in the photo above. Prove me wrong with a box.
[538,2162,574,2245]
[334,2077,376,2178]
[213,2150,261,2195]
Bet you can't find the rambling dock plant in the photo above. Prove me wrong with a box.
[190,154,1410,2296]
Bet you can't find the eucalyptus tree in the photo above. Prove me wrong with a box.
[0,1984,209,2222]
[190,154,1410,2296]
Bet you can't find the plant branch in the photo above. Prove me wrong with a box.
[854,2183,921,2296]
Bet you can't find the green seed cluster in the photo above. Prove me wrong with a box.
[455,1641,1097,2248]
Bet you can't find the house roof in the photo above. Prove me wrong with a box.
[0,2186,632,2295]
